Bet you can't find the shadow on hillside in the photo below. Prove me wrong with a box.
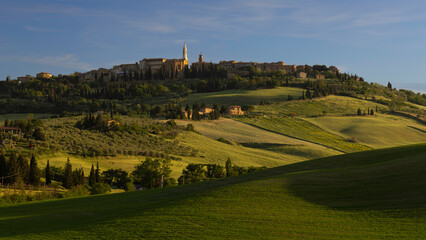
[284,149,426,210]
[0,144,425,238]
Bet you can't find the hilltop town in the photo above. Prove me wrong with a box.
[15,43,341,83]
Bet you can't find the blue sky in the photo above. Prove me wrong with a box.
[1,0,426,92]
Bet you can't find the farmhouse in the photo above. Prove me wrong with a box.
[0,126,22,134]
[228,105,244,115]
[199,107,214,116]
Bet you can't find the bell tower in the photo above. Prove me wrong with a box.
[183,42,188,60]
[199,53,203,63]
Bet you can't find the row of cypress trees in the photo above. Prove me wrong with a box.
[0,154,101,189]
[0,153,40,186]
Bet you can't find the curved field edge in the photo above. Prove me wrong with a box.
[0,143,425,239]
[174,118,341,159]
[303,115,426,148]
[234,116,371,153]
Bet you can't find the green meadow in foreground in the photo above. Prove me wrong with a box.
[0,144,425,239]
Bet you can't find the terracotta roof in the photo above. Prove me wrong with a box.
[1,126,22,131]
[142,58,166,61]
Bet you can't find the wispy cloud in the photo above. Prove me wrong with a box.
[23,26,59,32]
[120,20,175,33]
[12,54,92,71]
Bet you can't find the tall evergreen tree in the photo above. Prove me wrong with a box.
[63,158,73,188]
[226,158,233,177]
[45,159,52,185]
[95,162,101,183]
[7,153,18,184]
[17,154,29,182]
[0,154,7,179]
[89,164,95,187]
[72,168,85,186]
[29,155,40,186]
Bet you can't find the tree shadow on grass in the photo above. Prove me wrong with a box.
[0,144,425,238]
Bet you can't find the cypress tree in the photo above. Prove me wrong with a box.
[357,108,362,116]
[45,160,52,185]
[89,164,95,187]
[370,109,374,115]
[17,154,29,182]
[7,153,18,184]
[29,155,40,186]
[63,158,73,188]
[95,162,101,183]
[0,154,7,179]
[225,158,233,177]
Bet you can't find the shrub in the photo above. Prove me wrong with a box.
[61,185,90,198]
[90,183,111,195]
[217,137,233,145]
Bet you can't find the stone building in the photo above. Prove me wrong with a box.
[219,60,237,69]
[191,54,212,72]
[297,72,307,78]
[36,72,52,79]
[139,43,188,79]
[316,74,325,79]
[228,105,244,115]
[16,75,33,83]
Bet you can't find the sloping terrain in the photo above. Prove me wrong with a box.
[254,95,389,116]
[183,87,304,106]
[304,115,426,148]
[236,116,371,153]
[175,118,340,159]
[1,144,425,239]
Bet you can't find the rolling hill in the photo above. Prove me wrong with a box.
[174,118,341,159]
[252,95,389,117]
[304,115,426,148]
[182,87,304,106]
[0,144,425,239]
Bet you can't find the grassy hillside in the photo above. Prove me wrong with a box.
[37,129,305,179]
[1,144,425,239]
[236,116,371,153]
[174,119,340,159]
[254,95,389,117]
[172,131,305,177]
[183,87,304,106]
[304,115,426,148]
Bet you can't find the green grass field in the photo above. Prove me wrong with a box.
[37,130,306,180]
[254,95,389,117]
[236,116,371,153]
[0,144,424,239]
[304,115,426,148]
[174,118,340,159]
[183,87,304,106]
